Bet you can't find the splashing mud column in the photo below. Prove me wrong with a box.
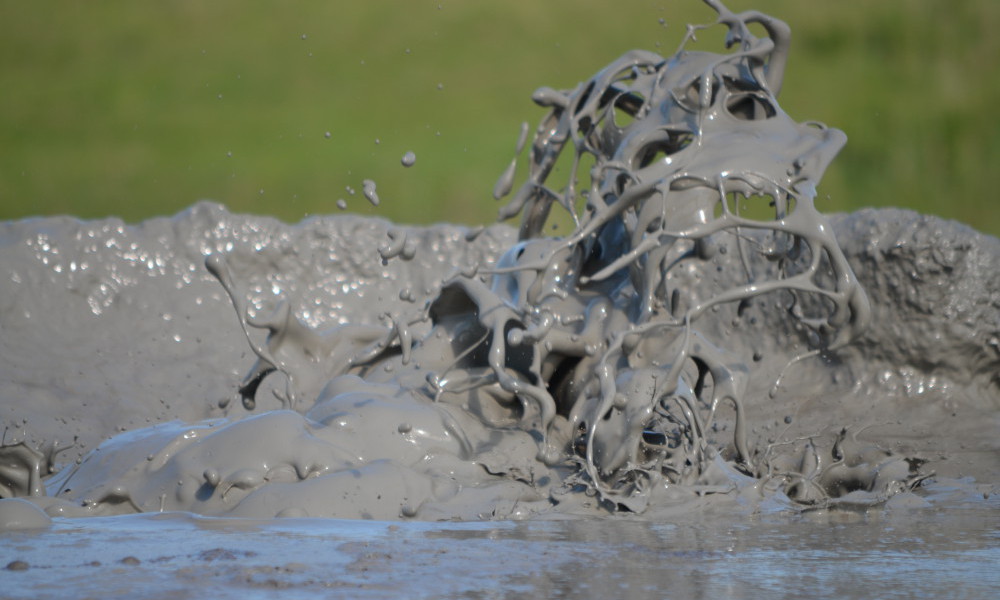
[482,0,876,508]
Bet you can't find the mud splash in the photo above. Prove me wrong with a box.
[1,1,997,523]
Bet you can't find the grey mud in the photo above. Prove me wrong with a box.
[1,0,997,525]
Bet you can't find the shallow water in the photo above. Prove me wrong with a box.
[3,488,997,600]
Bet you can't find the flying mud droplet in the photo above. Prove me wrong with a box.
[493,158,517,201]
[362,179,379,206]
[514,121,530,155]
[493,122,531,201]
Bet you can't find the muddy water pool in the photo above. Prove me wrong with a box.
[3,495,997,599]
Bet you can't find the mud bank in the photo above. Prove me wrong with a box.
[0,201,995,521]
[0,2,997,524]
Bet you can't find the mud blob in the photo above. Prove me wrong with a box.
[2,1,995,521]
[0,499,52,531]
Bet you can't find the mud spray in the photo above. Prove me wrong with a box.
[1,1,997,528]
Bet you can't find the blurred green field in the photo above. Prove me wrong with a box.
[1,1,998,235]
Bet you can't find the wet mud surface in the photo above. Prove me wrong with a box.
[1,1,998,596]
[0,203,996,520]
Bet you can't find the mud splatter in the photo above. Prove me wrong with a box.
[1,1,995,522]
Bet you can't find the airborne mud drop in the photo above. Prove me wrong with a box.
[1,1,996,526]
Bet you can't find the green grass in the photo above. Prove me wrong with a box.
[1,0,998,235]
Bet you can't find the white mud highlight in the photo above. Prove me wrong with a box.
[1,1,997,523]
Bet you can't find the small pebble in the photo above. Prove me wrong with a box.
[401,151,416,167]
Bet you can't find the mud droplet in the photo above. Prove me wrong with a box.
[362,179,379,206]
[493,158,517,200]
[515,121,530,155]
[6,560,29,571]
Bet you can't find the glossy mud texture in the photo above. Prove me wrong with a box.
[0,2,997,524]
[0,205,996,523]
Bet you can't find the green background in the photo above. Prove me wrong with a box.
[2,1,998,235]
